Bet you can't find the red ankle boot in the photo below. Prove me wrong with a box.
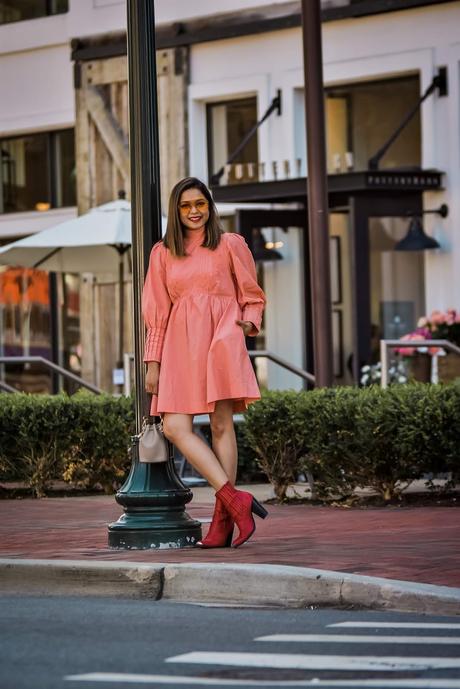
[197,497,234,548]
[216,481,268,548]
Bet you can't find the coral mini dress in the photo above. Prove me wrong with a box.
[142,229,266,415]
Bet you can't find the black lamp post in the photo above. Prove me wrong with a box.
[108,0,201,549]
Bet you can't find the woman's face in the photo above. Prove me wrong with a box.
[178,187,210,232]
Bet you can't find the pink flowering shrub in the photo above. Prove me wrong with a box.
[396,309,460,356]
[424,308,460,346]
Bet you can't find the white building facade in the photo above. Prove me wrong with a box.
[1,0,459,390]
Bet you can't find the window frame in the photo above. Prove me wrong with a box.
[206,95,259,184]
[0,128,76,215]
[0,0,69,26]
[325,73,421,172]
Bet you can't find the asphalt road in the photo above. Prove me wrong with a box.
[1,596,460,689]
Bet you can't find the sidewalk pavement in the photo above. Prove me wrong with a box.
[0,484,459,613]
[1,483,459,586]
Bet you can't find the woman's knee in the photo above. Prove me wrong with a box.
[210,414,234,441]
[162,416,191,443]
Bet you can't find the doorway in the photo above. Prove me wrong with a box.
[369,216,425,342]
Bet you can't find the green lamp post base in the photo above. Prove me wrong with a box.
[108,439,202,549]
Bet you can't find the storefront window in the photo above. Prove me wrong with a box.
[0,129,76,214]
[369,216,425,341]
[0,0,68,25]
[54,129,76,209]
[1,134,50,214]
[0,266,51,391]
[0,266,81,393]
[295,75,421,174]
[326,75,421,172]
[329,213,354,384]
[61,273,81,382]
[207,97,259,185]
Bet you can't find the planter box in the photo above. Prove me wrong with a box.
[408,353,431,383]
[438,354,460,383]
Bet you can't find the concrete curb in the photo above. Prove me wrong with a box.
[0,559,163,599]
[0,558,459,615]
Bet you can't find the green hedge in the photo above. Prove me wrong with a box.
[0,392,135,497]
[244,383,460,501]
[1,384,459,500]
[0,392,259,497]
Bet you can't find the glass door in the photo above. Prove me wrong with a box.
[369,217,425,344]
[329,212,354,384]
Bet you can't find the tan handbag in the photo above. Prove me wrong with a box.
[138,417,169,463]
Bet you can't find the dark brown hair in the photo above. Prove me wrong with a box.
[163,177,223,257]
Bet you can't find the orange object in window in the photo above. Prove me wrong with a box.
[0,268,49,306]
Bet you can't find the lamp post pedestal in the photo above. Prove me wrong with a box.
[108,440,201,549]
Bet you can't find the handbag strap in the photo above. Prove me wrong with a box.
[143,392,161,425]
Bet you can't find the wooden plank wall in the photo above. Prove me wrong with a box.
[75,47,188,390]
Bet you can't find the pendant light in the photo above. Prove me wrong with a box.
[395,203,447,252]
[395,217,440,251]
[252,228,283,262]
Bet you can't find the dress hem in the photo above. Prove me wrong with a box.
[151,396,260,416]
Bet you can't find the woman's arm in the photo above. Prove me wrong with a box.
[142,242,172,364]
[227,233,266,336]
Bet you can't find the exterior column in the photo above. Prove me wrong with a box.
[301,0,333,387]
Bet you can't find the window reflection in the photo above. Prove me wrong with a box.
[326,76,421,172]
[0,266,81,393]
[295,75,421,175]
[1,135,50,214]
[369,217,425,341]
[0,0,68,25]
[54,130,77,209]
[0,130,76,214]
[207,97,259,185]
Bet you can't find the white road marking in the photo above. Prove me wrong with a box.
[256,634,460,644]
[64,674,460,687]
[167,652,460,671]
[330,622,460,630]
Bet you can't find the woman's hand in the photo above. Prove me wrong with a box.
[236,320,255,337]
[145,361,160,395]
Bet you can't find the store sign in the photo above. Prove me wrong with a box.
[366,171,442,190]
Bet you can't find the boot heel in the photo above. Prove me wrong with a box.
[251,497,268,519]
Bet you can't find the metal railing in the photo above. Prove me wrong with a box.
[0,379,17,393]
[0,356,103,394]
[380,339,460,388]
[248,350,315,384]
[123,349,314,397]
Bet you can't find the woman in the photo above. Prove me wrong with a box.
[142,177,267,548]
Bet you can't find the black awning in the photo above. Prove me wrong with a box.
[211,169,444,206]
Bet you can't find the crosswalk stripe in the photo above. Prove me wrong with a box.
[256,634,460,644]
[64,674,460,687]
[330,622,460,630]
[167,652,460,671]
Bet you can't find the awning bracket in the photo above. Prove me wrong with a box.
[368,67,447,171]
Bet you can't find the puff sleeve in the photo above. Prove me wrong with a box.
[227,233,266,336]
[142,242,172,362]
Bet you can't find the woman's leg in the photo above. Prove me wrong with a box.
[198,400,236,548]
[209,400,238,485]
[163,412,229,491]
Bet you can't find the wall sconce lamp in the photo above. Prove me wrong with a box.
[252,228,284,262]
[395,203,448,251]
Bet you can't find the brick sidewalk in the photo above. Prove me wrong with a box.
[0,493,459,588]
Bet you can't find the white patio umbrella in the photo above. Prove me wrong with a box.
[0,195,167,371]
